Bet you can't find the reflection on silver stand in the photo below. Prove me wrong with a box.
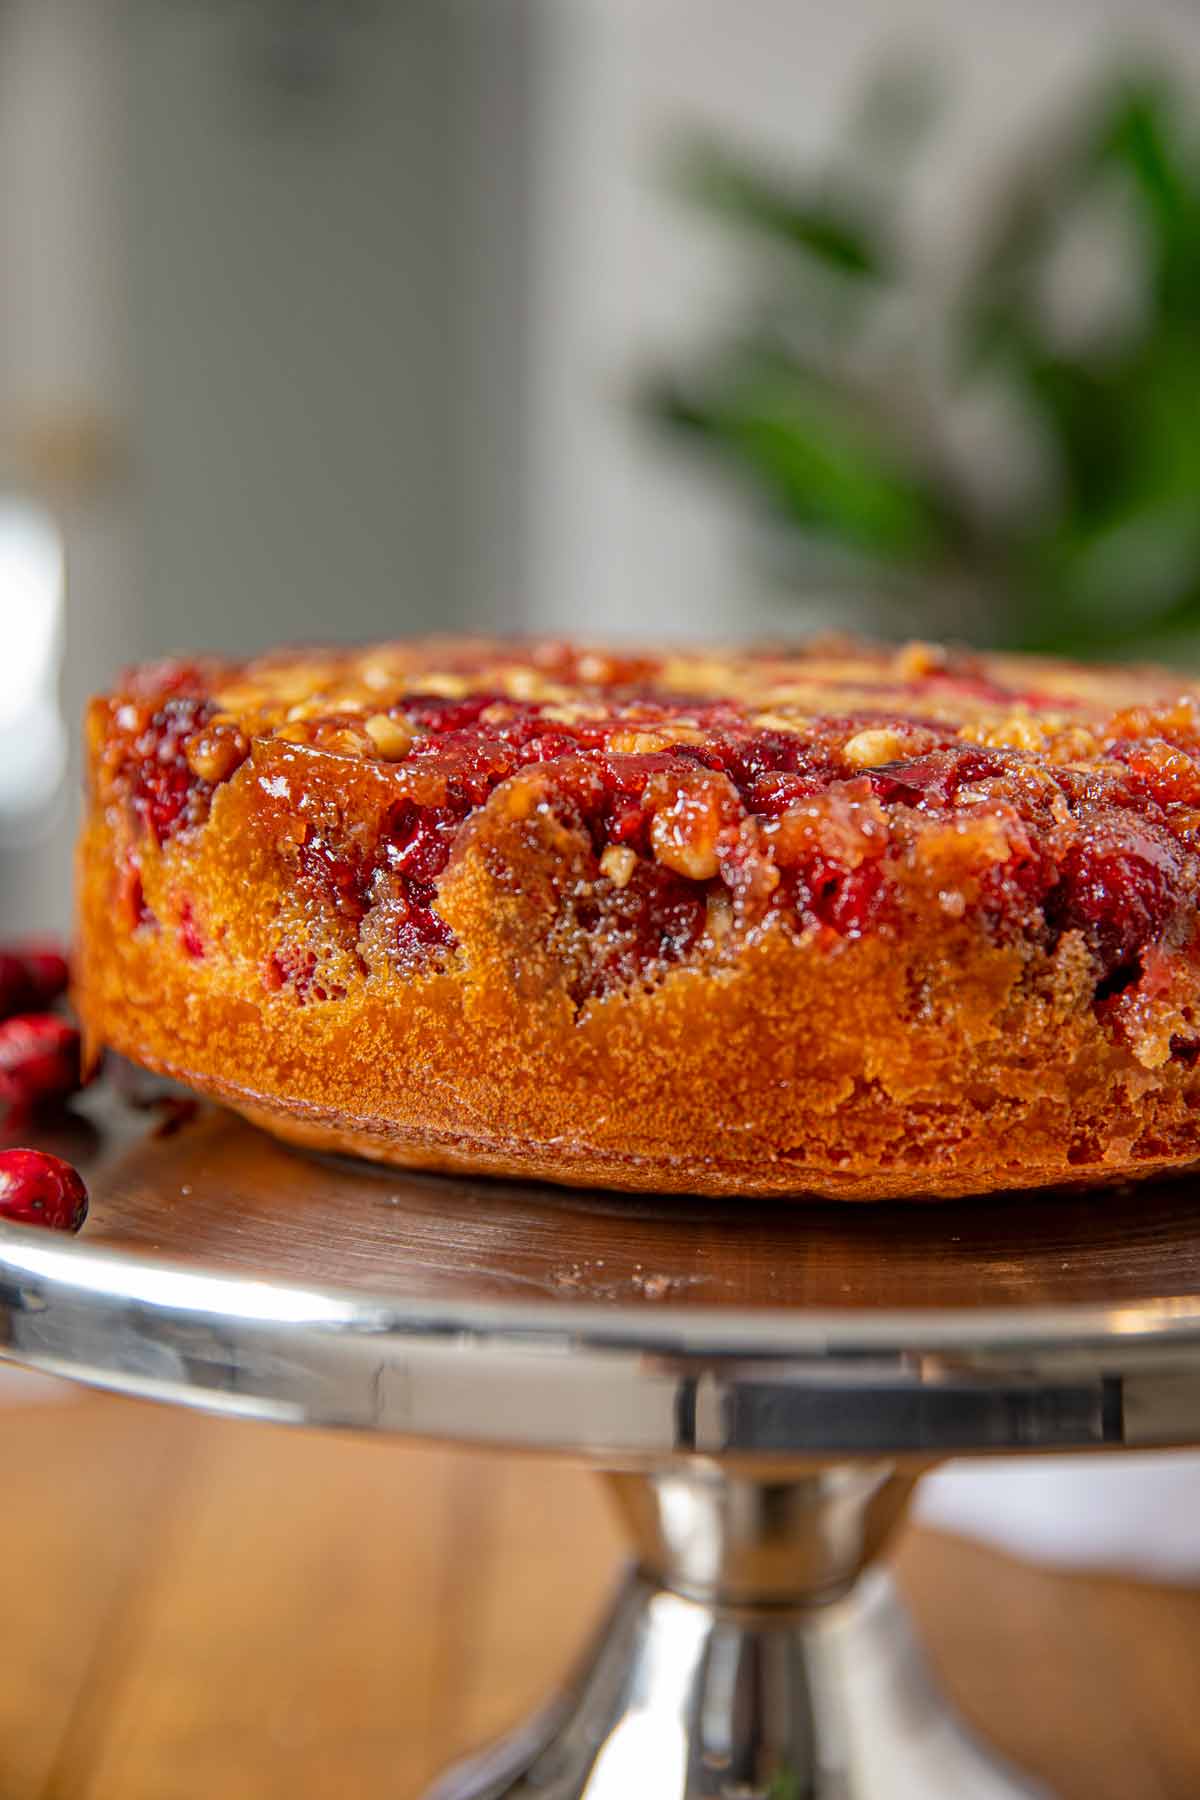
[429,1465,1043,1800]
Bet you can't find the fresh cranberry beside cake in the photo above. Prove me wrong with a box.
[74,636,1200,1199]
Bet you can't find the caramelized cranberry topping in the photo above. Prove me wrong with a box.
[111,694,215,844]
[97,640,1200,1010]
[321,707,1200,998]
[97,661,250,847]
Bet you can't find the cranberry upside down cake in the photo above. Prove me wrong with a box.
[75,636,1200,1199]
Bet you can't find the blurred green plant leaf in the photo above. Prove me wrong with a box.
[649,359,951,562]
[670,135,888,278]
[646,57,1200,659]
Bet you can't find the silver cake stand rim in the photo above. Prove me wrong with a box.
[1,1219,1199,1457]
[3,1215,1200,1345]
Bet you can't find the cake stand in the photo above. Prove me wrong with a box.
[3,1089,1200,1799]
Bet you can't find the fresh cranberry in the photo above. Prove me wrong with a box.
[0,1015,84,1118]
[16,944,70,1007]
[0,955,32,1020]
[0,943,70,1019]
[0,1149,88,1232]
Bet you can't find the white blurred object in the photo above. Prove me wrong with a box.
[0,498,66,843]
[916,1454,1200,1583]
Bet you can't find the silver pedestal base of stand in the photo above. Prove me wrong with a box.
[426,1467,1045,1800]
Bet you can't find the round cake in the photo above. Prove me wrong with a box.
[75,636,1200,1199]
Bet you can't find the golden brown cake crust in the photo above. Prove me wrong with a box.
[74,636,1200,1198]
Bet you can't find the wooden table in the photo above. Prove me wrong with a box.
[3,1389,1198,1799]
